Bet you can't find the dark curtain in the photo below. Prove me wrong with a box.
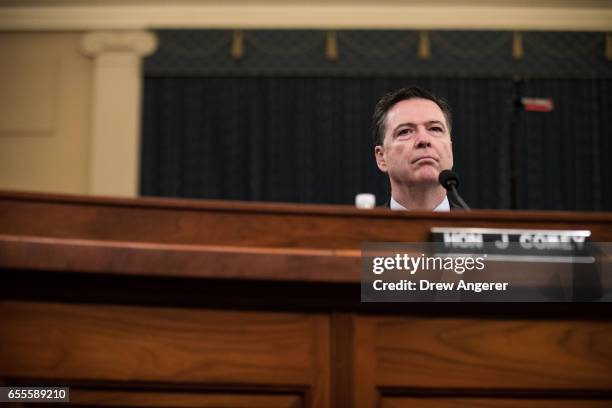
[517,79,612,211]
[141,77,518,209]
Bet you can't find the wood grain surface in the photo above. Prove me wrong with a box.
[0,234,361,283]
[0,301,330,407]
[382,398,612,408]
[2,190,611,283]
[371,317,612,390]
[1,191,611,250]
[68,389,301,408]
[2,191,612,408]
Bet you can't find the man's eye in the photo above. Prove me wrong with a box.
[430,127,443,132]
[398,128,412,135]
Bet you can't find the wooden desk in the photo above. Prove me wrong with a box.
[1,191,611,407]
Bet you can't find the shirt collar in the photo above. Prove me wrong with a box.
[390,195,450,212]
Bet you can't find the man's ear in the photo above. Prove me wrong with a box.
[375,145,387,172]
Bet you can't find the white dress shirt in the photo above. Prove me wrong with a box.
[390,195,450,212]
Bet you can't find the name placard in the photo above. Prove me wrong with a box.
[430,227,593,263]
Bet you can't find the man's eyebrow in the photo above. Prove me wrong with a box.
[393,120,446,131]
[393,122,416,131]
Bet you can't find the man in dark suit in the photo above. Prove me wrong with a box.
[373,87,460,211]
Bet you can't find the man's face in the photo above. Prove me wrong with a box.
[375,98,453,187]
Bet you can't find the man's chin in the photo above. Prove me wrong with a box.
[411,168,440,184]
[392,168,441,187]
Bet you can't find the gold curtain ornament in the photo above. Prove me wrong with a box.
[512,31,524,60]
[418,31,431,60]
[231,30,244,60]
[326,31,338,61]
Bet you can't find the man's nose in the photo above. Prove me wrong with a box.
[414,128,432,148]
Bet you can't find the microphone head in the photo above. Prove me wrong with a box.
[438,169,459,190]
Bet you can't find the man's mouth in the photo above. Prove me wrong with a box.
[412,156,438,164]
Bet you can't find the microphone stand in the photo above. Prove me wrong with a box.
[439,170,471,211]
[448,184,471,211]
[509,76,525,210]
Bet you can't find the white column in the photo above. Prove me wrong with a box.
[81,31,157,197]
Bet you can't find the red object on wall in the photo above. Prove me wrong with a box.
[521,97,554,112]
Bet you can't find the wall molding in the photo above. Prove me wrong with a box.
[0,2,611,31]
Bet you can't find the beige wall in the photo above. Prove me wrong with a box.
[0,32,92,194]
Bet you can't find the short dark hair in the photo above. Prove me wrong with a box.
[372,87,452,146]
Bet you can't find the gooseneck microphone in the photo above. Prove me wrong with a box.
[438,170,471,211]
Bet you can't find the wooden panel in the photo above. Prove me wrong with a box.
[1,191,612,249]
[0,234,360,283]
[382,398,612,408]
[0,301,329,408]
[68,389,301,408]
[2,191,612,408]
[2,190,612,283]
[353,316,378,408]
[369,317,612,390]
